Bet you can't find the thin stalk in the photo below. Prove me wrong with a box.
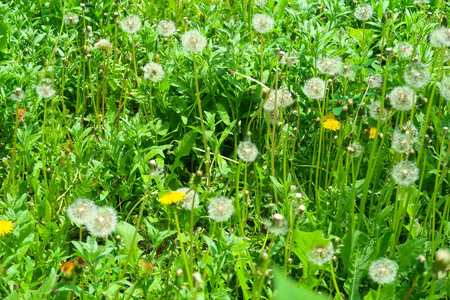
[193,54,210,186]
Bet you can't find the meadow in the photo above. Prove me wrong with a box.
[0,0,449,299]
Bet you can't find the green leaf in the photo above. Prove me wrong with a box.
[0,20,7,51]
[216,102,230,125]
[115,221,144,265]
[396,238,426,271]
[333,107,343,116]
[273,268,328,300]
[37,267,57,295]
[348,27,373,43]
[174,130,198,159]
[342,231,374,300]
[291,230,330,275]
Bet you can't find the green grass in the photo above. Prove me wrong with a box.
[0,0,449,299]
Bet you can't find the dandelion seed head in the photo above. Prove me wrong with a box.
[354,4,373,21]
[367,74,383,89]
[158,20,176,37]
[267,213,288,235]
[120,15,141,34]
[394,42,413,58]
[280,53,300,66]
[392,160,419,186]
[176,187,200,210]
[263,86,293,111]
[64,13,79,26]
[143,62,165,82]
[10,87,25,102]
[181,29,207,53]
[94,39,112,53]
[429,27,450,47]
[369,101,387,121]
[86,206,118,238]
[404,63,430,88]
[237,141,259,162]
[439,77,450,101]
[389,86,414,111]
[208,196,234,222]
[66,198,98,225]
[303,77,326,100]
[339,64,356,78]
[307,243,334,266]
[252,14,274,34]
[36,79,56,98]
[346,142,362,157]
[368,258,398,285]
[317,56,342,76]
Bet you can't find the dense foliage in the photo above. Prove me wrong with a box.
[0,0,449,299]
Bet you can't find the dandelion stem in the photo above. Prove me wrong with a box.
[193,54,210,186]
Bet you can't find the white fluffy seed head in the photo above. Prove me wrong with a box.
[36,79,56,99]
[389,86,414,111]
[346,142,362,157]
[251,13,274,34]
[94,39,112,52]
[64,13,79,26]
[439,77,450,101]
[394,42,413,58]
[339,64,356,78]
[158,20,176,37]
[176,187,200,210]
[369,101,387,121]
[208,196,234,222]
[10,88,25,102]
[86,207,118,238]
[404,63,431,88]
[237,141,259,162]
[303,77,326,100]
[392,160,419,186]
[354,4,373,21]
[143,62,165,82]
[307,243,334,266]
[181,29,207,53]
[367,73,383,89]
[368,258,398,285]
[263,86,293,111]
[268,213,288,235]
[429,27,450,47]
[67,198,98,225]
[120,15,141,34]
[316,56,342,76]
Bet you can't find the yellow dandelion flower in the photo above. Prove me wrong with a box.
[60,261,75,277]
[369,127,377,139]
[322,114,341,131]
[158,191,186,205]
[0,220,14,237]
